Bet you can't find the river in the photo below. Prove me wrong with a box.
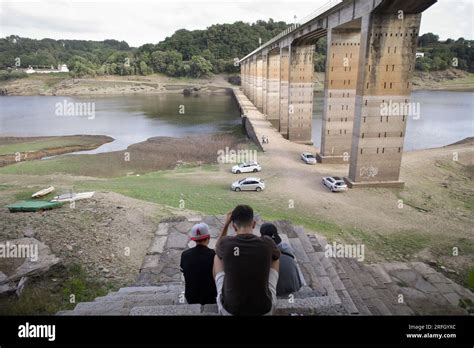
[0,90,472,153]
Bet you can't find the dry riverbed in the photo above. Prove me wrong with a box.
[1,69,473,96]
[0,74,234,96]
[0,135,113,167]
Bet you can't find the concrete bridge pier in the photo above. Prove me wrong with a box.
[241,60,247,96]
[266,49,281,122]
[249,57,256,104]
[345,13,422,188]
[279,46,290,136]
[262,51,268,115]
[288,44,315,144]
[317,27,361,163]
[255,55,264,110]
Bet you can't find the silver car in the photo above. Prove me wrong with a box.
[322,176,348,192]
[231,177,265,192]
[301,152,317,164]
[231,162,262,174]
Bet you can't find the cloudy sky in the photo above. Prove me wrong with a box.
[0,0,472,47]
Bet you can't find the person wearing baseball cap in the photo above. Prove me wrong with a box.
[180,222,217,305]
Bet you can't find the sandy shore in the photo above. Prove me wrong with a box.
[0,69,472,96]
[0,74,234,96]
[0,135,113,167]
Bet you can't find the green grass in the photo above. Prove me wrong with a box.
[0,263,111,315]
[0,137,98,155]
[0,155,97,176]
[467,269,474,289]
[74,167,343,236]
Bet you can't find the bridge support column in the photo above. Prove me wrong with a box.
[243,60,249,96]
[256,55,264,111]
[241,61,246,96]
[266,50,280,122]
[317,29,361,163]
[262,52,268,115]
[345,13,421,188]
[247,58,254,103]
[279,47,290,136]
[288,44,315,144]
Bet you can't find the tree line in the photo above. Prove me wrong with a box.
[0,19,288,78]
[0,25,472,80]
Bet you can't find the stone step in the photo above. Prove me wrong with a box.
[117,283,183,295]
[94,292,182,305]
[274,296,345,315]
[130,304,204,316]
[129,296,345,316]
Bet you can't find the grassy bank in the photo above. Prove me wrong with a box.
[0,133,250,177]
[0,263,111,315]
[0,135,113,167]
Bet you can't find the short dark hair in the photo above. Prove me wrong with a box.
[231,205,254,228]
[260,223,281,245]
[195,236,210,245]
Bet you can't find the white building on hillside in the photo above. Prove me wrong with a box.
[25,64,69,74]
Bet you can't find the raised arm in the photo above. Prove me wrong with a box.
[217,211,232,246]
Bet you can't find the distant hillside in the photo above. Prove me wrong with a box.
[0,19,288,78]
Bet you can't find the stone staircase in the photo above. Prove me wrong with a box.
[57,215,473,316]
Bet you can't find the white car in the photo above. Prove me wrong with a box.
[231,162,262,174]
[301,153,316,165]
[322,176,348,192]
[231,177,265,192]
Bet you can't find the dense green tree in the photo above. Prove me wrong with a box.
[418,33,439,47]
[190,56,213,77]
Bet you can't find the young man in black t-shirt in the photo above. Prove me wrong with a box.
[180,222,217,305]
[213,205,280,315]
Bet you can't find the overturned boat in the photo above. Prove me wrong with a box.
[51,191,95,202]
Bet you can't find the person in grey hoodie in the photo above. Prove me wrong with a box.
[260,223,302,296]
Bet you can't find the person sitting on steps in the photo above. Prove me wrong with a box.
[260,223,302,296]
[180,222,217,305]
[213,205,280,315]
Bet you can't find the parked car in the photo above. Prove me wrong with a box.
[231,177,265,192]
[322,176,348,192]
[231,162,262,174]
[301,152,316,165]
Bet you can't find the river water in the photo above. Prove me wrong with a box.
[0,90,472,153]
[312,90,473,151]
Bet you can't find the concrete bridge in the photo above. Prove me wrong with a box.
[239,0,437,187]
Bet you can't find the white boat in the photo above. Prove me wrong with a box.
[32,186,55,198]
[51,191,95,202]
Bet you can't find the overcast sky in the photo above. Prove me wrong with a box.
[0,0,472,47]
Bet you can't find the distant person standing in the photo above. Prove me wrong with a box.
[260,223,302,296]
[180,223,217,305]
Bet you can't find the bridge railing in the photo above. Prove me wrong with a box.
[239,0,343,62]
